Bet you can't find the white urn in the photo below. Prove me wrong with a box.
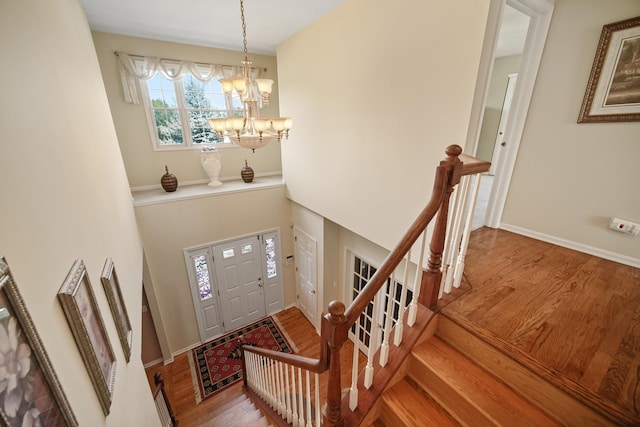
[201,148,222,187]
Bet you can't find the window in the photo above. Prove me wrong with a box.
[141,74,243,150]
[350,254,413,351]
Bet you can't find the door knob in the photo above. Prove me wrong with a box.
[258,283,263,288]
[501,141,507,147]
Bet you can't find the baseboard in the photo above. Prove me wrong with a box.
[171,341,203,359]
[500,223,640,268]
[143,358,164,369]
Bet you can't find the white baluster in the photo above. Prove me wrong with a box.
[315,372,321,427]
[349,310,360,410]
[290,365,299,427]
[279,362,287,416]
[441,175,470,297]
[440,176,463,291]
[285,362,293,424]
[379,273,396,367]
[245,352,253,390]
[274,360,283,415]
[394,250,412,346]
[306,370,313,427]
[297,367,304,427]
[408,229,428,327]
[268,359,276,408]
[453,173,483,288]
[364,291,380,389]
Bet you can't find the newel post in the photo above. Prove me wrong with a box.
[419,145,463,309]
[322,301,348,427]
[238,336,248,388]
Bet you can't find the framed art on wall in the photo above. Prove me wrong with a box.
[58,259,116,415]
[578,16,640,123]
[0,256,78,427]
[100,258,132,363]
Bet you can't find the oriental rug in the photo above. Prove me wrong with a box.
[189,316,296,403]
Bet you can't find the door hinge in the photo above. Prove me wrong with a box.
[294,236,297,242]
[296,294,299,299]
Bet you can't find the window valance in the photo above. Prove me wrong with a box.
[115,52,262,104]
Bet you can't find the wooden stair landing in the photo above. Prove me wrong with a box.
[199,392,272,427]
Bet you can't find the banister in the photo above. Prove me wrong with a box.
[240,338,329,373]
[240,145,469,427]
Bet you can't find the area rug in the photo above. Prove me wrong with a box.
[189,316,297,403]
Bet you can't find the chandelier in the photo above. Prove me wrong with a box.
[208,0,292,152]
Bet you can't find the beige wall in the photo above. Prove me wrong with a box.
[277,0,491,253]
[0,0,158,425]
[92,32,283,189]
[477,54,522,162]
[503,0,640,261]
[135,188,295,353]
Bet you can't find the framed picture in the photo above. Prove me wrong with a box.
[58,259,116,415]
[578,16,640,123]
[0,256,78,427]
[100,258,132,363]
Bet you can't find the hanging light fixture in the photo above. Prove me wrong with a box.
[208,0,292,152]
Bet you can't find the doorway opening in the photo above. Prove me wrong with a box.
[184,230,284,343]
[468,0,554,229]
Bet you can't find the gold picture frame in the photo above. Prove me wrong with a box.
[0,256,78,427]
[100,258,132,363]
[58,259,117,415]
[578,16,640,123]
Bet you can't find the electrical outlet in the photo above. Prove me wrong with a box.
[609,217,640,236]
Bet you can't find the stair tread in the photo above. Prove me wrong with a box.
[411,336,560,426]
[209,393,251,418]
[211,400,258,425]
[381,378,461,427]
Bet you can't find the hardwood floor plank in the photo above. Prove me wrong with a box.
[443,227,640,424]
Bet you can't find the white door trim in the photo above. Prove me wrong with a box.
[465,0,554,228]
[293,227,318,328]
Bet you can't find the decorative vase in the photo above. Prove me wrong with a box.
[160,165,178,192]
[241,159,254,183]
[201,148,222,187]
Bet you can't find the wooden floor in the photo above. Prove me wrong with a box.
[145,307,365,426]
[442,227,640,423]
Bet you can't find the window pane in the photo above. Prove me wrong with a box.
[222,249,235,259]
[183,76,229,144]
[193,255,212,301]
[241,244,252,254]
[265,237,277,278]
[147,76,184,145]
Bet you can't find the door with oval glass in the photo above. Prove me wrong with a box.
[184,231,284,342]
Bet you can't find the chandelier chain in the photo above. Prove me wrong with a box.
[240,0,249,62]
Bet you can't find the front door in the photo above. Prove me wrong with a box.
[294,228,317,326]
[211,236,266,332]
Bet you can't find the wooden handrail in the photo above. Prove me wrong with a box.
[240,145,472,427]
[240,337,329,373]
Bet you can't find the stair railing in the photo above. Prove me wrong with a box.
[153,372,177,426]
[240,145,489,426]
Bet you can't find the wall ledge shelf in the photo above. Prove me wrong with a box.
[132,175,285,207]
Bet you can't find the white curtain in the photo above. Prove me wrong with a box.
[116,52,261,104]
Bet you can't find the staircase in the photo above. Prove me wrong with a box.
[365,314,616,427]
[201,393,273,427]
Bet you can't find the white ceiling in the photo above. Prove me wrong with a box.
[80,0,349,55]
[80,0,529,57]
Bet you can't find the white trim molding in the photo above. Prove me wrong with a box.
[500,223,640,268]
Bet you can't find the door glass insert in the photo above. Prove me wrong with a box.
[265,237,277,278]
[241,244,253,254]
[222,248,235,259]
[193,255,213,300]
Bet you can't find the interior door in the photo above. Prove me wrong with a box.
[184,248,223,342]
[212,236,266,332]
[294,228,317,326]
[489,74,517,175]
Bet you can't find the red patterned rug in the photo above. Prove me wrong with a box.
[189,316,296,403]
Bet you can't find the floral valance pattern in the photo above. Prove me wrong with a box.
[116,52,261,104]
